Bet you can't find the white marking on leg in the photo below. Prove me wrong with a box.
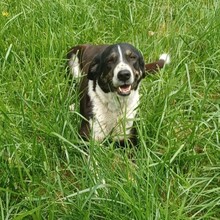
[68,53,81,78]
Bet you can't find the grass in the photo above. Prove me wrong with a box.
[0,0,220,219]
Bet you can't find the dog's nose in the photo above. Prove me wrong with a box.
[117,70,131,81]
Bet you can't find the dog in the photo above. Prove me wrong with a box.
[67,43,170,146]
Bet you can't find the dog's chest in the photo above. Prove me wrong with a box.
[88,81,139,141]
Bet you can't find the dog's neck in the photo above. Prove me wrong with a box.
[87,80,140,141]
[88,80,139,112]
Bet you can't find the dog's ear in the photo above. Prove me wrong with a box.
[138,55,146,74]
[87,55,101,80]
[145,53,170,75]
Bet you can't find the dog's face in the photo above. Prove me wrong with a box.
[88,43,145,96]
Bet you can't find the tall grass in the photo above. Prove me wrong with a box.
[0,0,220,219]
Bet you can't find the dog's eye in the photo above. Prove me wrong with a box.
[128,54,137,60]
[107,57,115,64]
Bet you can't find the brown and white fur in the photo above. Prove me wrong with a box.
[67,43,170,146]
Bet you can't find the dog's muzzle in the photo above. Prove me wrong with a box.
[117,70,131,82]
[116,70,133,96]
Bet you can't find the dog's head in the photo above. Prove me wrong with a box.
[88,43,145,96]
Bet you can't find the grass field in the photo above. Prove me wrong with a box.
[0,0,220,219]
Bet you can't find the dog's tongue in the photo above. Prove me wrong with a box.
[118,85,131,95]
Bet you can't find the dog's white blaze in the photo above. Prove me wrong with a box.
[88,80,139,142]
[112,46,134,86]
[68,53,81,78]
[117,45,123,62]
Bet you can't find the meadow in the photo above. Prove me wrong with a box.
[0,0,220,219]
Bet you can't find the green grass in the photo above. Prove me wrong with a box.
[0,0,220,219]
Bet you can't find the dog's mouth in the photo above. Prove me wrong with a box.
[117,84,132,96]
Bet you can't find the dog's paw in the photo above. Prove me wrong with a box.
[69,103,75,112]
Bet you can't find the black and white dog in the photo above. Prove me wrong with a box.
[67,43,170,146]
